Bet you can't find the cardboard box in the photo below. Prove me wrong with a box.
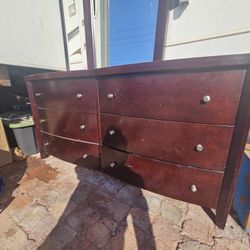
[0,119,12,167]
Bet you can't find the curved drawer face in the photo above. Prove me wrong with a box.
[33,78,97,112]
[38,109,99,143]
[101,146,223,208]
[101,114,233,171]
[43,133,100,169]
[99,70,245,125]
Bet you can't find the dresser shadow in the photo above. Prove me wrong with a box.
[202,207,216,224]
[38,126,156,249]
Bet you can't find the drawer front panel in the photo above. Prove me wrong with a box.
[43,133,100,169]
[38,109,99,143]
[33,78,97,112]
[101,114,233,170]
[99,70,245,125]
[101,146,223,208]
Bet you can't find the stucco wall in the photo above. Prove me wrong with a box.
[164,0,250,59]
[0,0,66,70]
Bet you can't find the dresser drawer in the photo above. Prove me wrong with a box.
[43,133,100,169]
[99,70,245,125]
[38,109,99,143]
[101,146,223,208]
[32,78,97,112]
[101,114,233,170]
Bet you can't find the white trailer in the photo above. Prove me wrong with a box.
[0,0,108,71]
[163,0,250,59]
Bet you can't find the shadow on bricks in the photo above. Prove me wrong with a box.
[38,125,157,250]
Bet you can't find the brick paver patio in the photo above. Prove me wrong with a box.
[0,154,249,250]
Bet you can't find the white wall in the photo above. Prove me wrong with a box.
[0,0,66,70]
[164,0,250,59]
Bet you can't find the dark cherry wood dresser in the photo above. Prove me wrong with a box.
[25,54,250,229]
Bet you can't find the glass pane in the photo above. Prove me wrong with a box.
[109,0,159,66]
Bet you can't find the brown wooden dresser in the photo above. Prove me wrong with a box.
[25,54,250,229]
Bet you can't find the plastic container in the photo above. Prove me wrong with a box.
[1,112,37,155]
[234,150,250,232]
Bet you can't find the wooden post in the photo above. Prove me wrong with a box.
[83,0,95,69]
[153,0,170,61]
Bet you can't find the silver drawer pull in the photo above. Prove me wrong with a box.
[83,154,88,159]
[40,119,46,123]
[110,162,116,168]
[44,142,50,147]
[76,93,83,99]
[190,184,197,192]
[107,93,115,99]
[35,92,42,97]
[80,124,86,130]
[202,95,211,103]
[196,144,204,152]
[109,129,115,135]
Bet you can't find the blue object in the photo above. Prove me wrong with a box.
[0,177,5,195]
[234,152,250,232]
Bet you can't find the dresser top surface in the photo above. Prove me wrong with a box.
[25,53,250,81]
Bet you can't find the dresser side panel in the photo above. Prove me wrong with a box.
[216,69,250,228]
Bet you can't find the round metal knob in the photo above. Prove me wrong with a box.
[190,184,197,193]
[80,124,86,130]
[196,144,204,152]
[109,129,115,135]
[110,162,116,168]
[44,142,50,147]
[107,93,115,99]
[202,95,211,103]
[76,93,83,99]
[83,154,88,159]
[35,92,42,97]
[40,119,46,123]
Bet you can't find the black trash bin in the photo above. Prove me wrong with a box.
[1,112,37,156]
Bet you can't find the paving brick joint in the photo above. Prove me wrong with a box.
[0,154,249,250]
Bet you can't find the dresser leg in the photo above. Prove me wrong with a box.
[215,209,228,229]
[40,150,48,159]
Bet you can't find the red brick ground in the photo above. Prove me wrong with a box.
[0,155,249,249]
